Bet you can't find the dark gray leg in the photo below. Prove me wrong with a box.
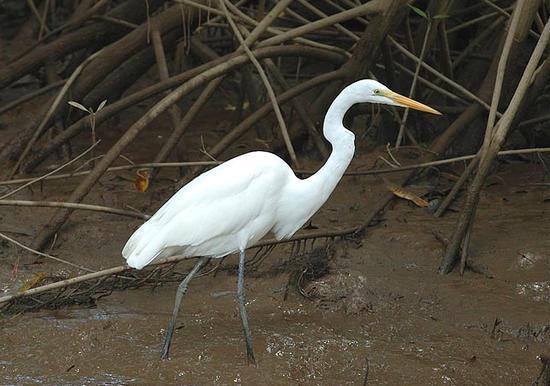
[237,249,256,364]
[161,257,209,359]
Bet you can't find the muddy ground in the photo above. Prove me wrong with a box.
[1,79,550,385]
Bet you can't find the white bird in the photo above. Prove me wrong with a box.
[122,79,440,363]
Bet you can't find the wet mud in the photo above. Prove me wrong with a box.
[1,85,549,385]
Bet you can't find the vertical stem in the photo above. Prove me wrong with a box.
[434,156,479,217]
[436,19,453,77]
[480,0,524,164]
[395,20,431,148]
[152,28,182,128]
[459,213,474,275]
[154,76,224,181]
[263,58,329,158]
[38,0,51,39]
[219,0,300,167]
[8,48,104,179]
[439,16,550,274]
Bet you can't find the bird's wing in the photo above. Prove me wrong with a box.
[123,152,288,268]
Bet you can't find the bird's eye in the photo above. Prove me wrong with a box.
[373,89,380,95]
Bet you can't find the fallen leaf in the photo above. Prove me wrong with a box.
[383,178,429,207]
[18,271,49,293]
[134,169,150,192]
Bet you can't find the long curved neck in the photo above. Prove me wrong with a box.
[301,89,356,202]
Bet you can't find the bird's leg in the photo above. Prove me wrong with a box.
[237,249,256,365]
[160,256,209,360]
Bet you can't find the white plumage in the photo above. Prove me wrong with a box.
[123,152,295,268]
[121,79,440,361]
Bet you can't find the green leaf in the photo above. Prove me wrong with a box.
[432,14,449,20]
[408,4,428,19]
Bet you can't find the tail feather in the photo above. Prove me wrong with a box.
[122,222,165,269]
[122,223,147,258]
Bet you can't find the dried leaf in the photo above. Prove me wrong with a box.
[383,178,429,207]
[18,271,49,293]
[134,169,150,192]
[68,100,89,113]
[97,99,107,112]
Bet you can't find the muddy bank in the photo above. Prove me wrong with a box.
[1,154,549,384]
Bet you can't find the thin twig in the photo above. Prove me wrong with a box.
[296,0,360,42]
[1,147,548,188]
[452,17,504,70]
[9,49,105,178]
[256,0,386,48]
[22,45,345,173]
[0,228,351,306]
[25,0,51,33]
[447,9,506,34]
[439,16,550,274]
[481,1,524,163]
[451,1,527,263]
[200,0,350,56]
[0,142,100,199]
[0,232,94,273]
[345,147,550,176]
[0,161,219,186]
[3,142,550,304]
[389,37,502,116]
[478,0,539,39]
[395,19,432,148]
[219,0,300,167]
[518,111,550,127]
[93,15,139,29]
[0,200,149,220]
[151,28,183,129]
[392,61,468,105]
[433,156,478,218]
[0,80,66,115]
[363,357,369,386]
[38,0,51,39]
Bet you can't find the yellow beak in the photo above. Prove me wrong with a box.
[384,91,442,115]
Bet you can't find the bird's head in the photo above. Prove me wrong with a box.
[347,79,441,115]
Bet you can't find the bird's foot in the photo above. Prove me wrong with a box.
[160,339,171,360]
[246,344,257,366]
[247,351,257,366]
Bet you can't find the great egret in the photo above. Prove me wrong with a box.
[122,79,440,363]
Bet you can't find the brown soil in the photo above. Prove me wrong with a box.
[1,83,549,385]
